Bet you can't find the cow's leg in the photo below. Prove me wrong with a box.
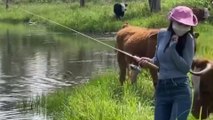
[200,104,209,119]
[117,52,127,85]
[149,68,158,89]
[129,64,141,84]
[191,94,209,119]
[200,93,211,119]
[125,55,140,84]
[191,93,202,119]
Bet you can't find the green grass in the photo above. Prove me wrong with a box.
[194,24,213,59]
[61,72,154,120]
[0,0,212,33]
[23,70,212,120]
[24,70,155,120]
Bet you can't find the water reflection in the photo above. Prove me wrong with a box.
[0,23,117,120]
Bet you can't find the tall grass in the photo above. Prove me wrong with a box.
[26,70,212,120]
[28,70,155,120]
[195,24,213,59]
[0,0,212,33]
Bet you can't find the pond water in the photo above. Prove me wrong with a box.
[0,23,117,120]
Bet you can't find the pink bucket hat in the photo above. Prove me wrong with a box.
[168,6,198,26]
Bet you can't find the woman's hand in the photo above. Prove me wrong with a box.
[172,35,179,42]
[170,35,179,47]
[134,57,153,68]
[138,57,153,63]
[138,59,151,68]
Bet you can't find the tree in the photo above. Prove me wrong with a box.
[80,0,85,7]
[6,0,9,9]
[148,0,161,12]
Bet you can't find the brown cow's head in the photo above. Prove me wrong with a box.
[191,7,210,21]
[190,58,212,75]
[122,22,129,28]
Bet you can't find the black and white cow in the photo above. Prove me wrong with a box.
[113,3,128,20]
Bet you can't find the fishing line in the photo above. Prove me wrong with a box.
[22,9,122,52]
[21,9,158,69]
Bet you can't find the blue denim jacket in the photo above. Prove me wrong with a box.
[152,29,195,79]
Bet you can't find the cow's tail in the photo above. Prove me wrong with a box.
[114,36,124,53]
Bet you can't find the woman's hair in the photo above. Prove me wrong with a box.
[164,21,196,57]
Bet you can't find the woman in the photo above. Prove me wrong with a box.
[137,6,198,120]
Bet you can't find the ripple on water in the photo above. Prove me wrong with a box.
[0,109,51,120]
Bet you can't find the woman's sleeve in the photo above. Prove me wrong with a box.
[151,30,162,66]
[151,46,159,65]
[169,34,194,73]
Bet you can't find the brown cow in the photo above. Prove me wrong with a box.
[190,58,213,119]
[116,23,160,87]
[116,23,199,88]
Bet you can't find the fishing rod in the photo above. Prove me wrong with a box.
[22,9,159,70]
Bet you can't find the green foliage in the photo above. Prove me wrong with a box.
[194,24,213,59]
[183,0,211,7]
[1,0,213,33]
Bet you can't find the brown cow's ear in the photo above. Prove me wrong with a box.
[122,22,129,28]
[190,58,212,76]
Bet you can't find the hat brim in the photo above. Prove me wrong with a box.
[169,14,198,26]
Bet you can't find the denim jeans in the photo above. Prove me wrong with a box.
[154,77,192,120]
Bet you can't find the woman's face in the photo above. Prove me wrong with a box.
[172,21,191,36]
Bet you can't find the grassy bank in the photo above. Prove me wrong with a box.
[0,0,212,33]
[26,70,211,120]
[28,70,155,120]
